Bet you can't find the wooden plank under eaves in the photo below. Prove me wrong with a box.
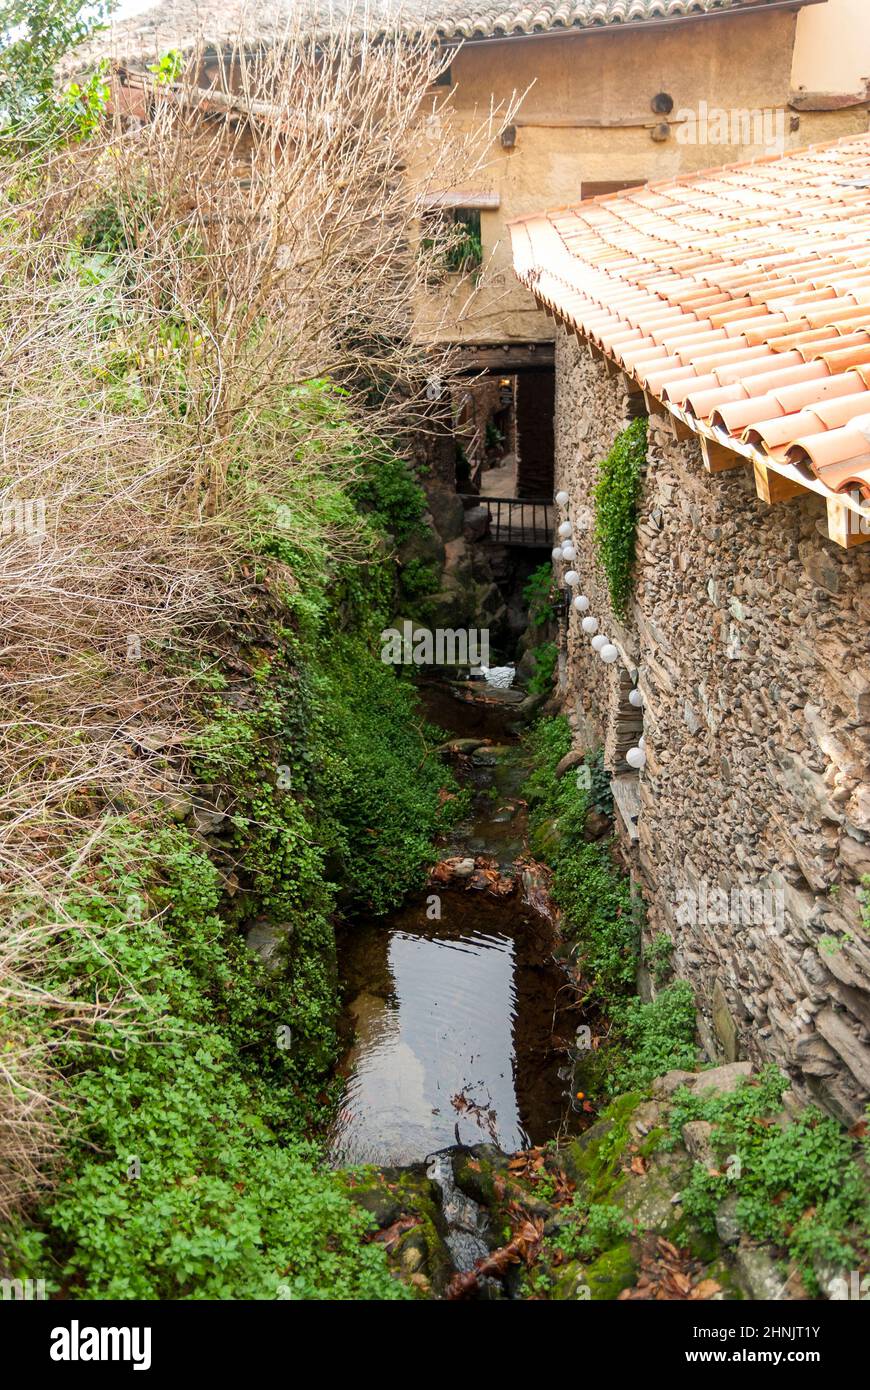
[826,496,870,549]
[620,370,644,397]
[752,460,806,505]
[669,413,695,442]
[643,389,667,417]
[700,435,744,474]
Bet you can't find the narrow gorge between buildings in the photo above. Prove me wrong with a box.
[325,681,585,1287]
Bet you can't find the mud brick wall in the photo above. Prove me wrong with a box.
[553,324,870,1124]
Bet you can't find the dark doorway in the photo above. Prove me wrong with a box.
[515,368,555,498]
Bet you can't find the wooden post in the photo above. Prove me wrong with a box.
[752,460,806,504]
[670,414,696,442]
[826,496,870,549]
[700,435,745,473]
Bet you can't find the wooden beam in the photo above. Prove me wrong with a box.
[700,435,744,473]
[620,370,644,397]
[752,460,806,504]
[451,342,555,374]
[669,414,695,442]
[826,496,870,549]
[643,389,667,417]
[422,190,500,211]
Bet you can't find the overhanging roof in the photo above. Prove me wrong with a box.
[509,133,870,548]
[65,0,815,73]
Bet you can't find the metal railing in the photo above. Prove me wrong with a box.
[459,495,554,547]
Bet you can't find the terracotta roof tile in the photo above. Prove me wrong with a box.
[510,132,870,519]
[67,0,789,75]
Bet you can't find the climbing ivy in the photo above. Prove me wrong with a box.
[522,562,559,631]
[592,418,647,619]
[527,639,558,694]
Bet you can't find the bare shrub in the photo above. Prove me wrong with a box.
[0,13,518,1230]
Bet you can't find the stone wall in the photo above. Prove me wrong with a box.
[553,325,870,1124]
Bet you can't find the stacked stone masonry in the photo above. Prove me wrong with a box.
[554,325,870,1125]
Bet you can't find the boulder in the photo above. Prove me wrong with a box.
[584,809,612,841]
[712,977,740,1063]
[398,514,445,571]
[554,749,585,780]
[426,487,466,543]
[245,918,292,973]
[681,1120,716,1166]
[715,1194,741,1246]
[653,1061,754,1099]
[463,505,491,542]
[734,1241,797,1301]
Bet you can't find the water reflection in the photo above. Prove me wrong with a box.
[328,894,568,1166]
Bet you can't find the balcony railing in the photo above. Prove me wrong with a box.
[458,495,554,547]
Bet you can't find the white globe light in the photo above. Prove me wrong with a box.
[628,688,643,708]
[555,490,569,506]
[600,643,619,663]
[572,594,590,613]
[581,616,598,635]
[639,735,646,749]
[626,746,646,770]
[564,570,580,586]
[557,520,573,539]
[561,543,576,561]
[551,546,562,561]
[591,634,607,652]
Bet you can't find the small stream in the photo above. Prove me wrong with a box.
[328,681,580,1180]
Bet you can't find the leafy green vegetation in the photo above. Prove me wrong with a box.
[1,376,459,1298]
[445,209,483,272]
[522,561,558,631]
[525,718,635,995]
[398,555,440,602]
[349,444,428,543]
[608,984,697,1092]
[527,639,558,694]
[664,1067,870,1290]
[0,0,110,136]
[553,1200,634,1263]
[592,418,647,618]
[523,717,695,1093]
[3,825,406,1300]
[647,930,675,988]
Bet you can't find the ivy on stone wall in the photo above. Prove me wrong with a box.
[592,418,647,619]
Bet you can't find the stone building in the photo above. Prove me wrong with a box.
[509,130,870,1123]
[71,1,870,496]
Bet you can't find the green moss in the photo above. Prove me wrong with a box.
[704,1258,744,1300]
[638,1126,666,1157]
[452,1152,503,1210]
[560,1092,643,1203]
[584,1241,637,1300]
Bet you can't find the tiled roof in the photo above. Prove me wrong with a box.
[509,134,870,536]
[383,1,788,42]
[65,0,790,71]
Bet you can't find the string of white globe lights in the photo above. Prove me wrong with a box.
[552,489,646,771]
